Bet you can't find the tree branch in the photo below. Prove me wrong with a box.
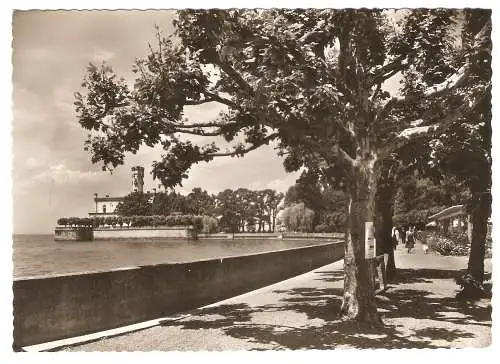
[333,144,356,169]
[202,91,240,109]
[386,17,491,110]
[370,56,406,85]
[172,128,223,137]
[392,64,471,104]
[181,89,240,110]
[207,133,278,157]
[184,99,215,106]
[383,83,491,155]
[303,137,355,171]
[370,82,382,106]
[375,63,471,122]
[166,120,239,129]
[374,97,395,124]
[217,60,256,96]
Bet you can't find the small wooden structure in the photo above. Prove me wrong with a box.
[428,204,471,241]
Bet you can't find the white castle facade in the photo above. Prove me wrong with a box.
[89,166,146,218]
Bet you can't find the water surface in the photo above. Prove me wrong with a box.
[13,234,328,278]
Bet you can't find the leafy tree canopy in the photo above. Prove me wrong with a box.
[75,9,491,191]
[115,192,153,216]
[74,8,491,324]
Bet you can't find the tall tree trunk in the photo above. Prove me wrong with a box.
[375,183,396,280]
[340,156,382,326]
[467,192,490,283]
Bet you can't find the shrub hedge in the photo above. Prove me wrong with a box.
[424,231,470,256]
[57,215,204,229]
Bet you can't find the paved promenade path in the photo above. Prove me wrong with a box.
[62,242,492,351]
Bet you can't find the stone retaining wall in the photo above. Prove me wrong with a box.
[281,232,344,240]
[13,242,344,347]
[54,227,94,241]
[93,226,192,239]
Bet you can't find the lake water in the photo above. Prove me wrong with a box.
[12,235,327,279]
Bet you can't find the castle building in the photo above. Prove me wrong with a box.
[131,166,145,193]
[89,166,149,218]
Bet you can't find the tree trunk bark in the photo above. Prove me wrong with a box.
[467,215,473,243]
[375,184,396,280]
[467,192,490,284]
[340,156,382,326]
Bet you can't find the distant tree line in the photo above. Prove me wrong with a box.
[57,172,474,237]
[393,175,471,228]
[114,187,284,234]
[57,187,285,234]
[279,171,349,233]
[279,169,473,234]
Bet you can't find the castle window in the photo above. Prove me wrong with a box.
[103,205,107,214]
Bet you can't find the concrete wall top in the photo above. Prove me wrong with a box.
[94,226,191,231]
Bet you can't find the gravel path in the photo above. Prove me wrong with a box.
[62,243,492,351]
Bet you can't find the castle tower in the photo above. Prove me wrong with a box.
[131,166,144,193]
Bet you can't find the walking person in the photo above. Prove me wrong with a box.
[405,226,415,254]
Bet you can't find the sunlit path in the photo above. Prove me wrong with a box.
[61,244,491,351]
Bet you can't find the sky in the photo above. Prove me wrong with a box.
[11,10,302,234]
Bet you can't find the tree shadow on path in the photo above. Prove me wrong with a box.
[164,267,490,349]
[394,268,492,284]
